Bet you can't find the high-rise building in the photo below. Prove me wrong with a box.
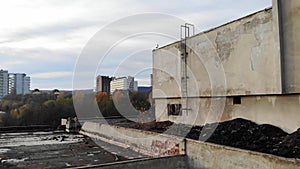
[134,81,138,91]
[96,75,112,94]
[110,76,137,94]
[9,73,30,95]
[0,70,9,98]
[24,76,31,94]
[15,74,25,94]
[8,73,15,94]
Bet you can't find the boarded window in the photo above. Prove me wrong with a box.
[167,104,182,116]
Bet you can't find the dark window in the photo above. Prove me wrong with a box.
[233,96,241,104]
[167,104,182,116]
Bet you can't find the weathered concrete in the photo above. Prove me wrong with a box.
[153,8,280,98]
[0,131,137,168]
[152,1,300,96]
[155,94,300,133]
[186,139,300,169]
[275,0,300,93]
[81,122,300,169]
[80,122,185,157]
[73,155,188,169]
[272,0,284,93]
[152,1,300,132]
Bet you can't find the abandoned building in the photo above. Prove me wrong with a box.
[152,0,300,132]
[73,1,300,168]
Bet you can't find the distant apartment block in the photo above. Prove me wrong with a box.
[23,76,31,94]
[110,76,138,94]
[8,73,31,95]
[134,81,138,91]
[96,75,112,94]
[0,70,9,98]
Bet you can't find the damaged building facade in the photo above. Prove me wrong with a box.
[152,0,300,132]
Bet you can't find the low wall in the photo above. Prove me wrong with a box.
[72,155,188,169]
[80,122,185,157]
[81,122,300,169]
[186,139,300,169]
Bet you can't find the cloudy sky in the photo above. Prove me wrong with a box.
[0,0,271,90]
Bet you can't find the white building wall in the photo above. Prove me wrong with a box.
[110,78,126,94]
[155,94,300,133]
[274,0,300,93]
[152,1,300,132]
[110,76,135,93]
[153,8,280,98]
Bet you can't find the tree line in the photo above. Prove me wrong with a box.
[0,93,75,127]
[0,90,152,127]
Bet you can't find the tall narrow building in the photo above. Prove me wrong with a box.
[23,76,31,94]
[9,73,30,95]
[8,73,15,95]
[0,70,9,98]
[96,75,112,94]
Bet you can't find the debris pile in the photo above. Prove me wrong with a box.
[125,118,300,159]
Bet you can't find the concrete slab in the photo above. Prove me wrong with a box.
[0,131,146,168]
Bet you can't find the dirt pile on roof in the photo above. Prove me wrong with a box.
[127,118,300,159]
[275,128,300,158]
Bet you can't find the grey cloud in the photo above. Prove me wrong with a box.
[0,47,77,77]
[0,0,272,89]
[0,19,102,44]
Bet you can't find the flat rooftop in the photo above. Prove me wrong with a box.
[0,131,147,168]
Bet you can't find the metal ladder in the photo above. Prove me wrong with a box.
[180,23,194,115]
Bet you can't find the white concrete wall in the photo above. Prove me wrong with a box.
[155,94,300,133]
[186,139,300,169]
[275,0,300,93]
[153,0,300,134]
[80,122,185,157]
[153,8,281,98]
[229,95,300,132]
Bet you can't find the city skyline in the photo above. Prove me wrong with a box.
[0,0,271,90]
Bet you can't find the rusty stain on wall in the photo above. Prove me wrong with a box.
[151,140,181,156]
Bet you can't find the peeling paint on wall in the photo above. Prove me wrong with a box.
[215,10,272,62]
[153,8,279,98]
